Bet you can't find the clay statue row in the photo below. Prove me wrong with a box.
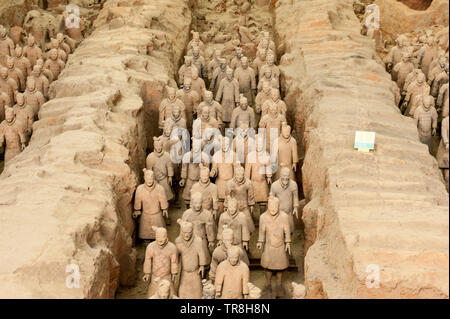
[134,20,305,299]
[384,30,449,191]
[0,23,78,166]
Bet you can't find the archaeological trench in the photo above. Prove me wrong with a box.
[0,0,448,299]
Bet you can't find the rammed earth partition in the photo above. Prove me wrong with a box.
[274,0,449,298]
[0,0,192,298]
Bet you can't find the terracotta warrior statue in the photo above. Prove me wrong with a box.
[24,77,45,117]
[384,35,408,77]
[175,219,207,299]
[215,245,250,299]
[180,142,210,207]
[270,166,300,234]
[0,107,27,164]
[234,56,257,107]
[0,25,14,67]
[438,82,449,118]
[210,58,228,97]
[192,105,220,141]
[211,136,235,216]
[148,279,179,299]
[245,134,272,222]
[178,55,198,87]
[181,192,215,265]
[43,49,65,79]
[56,33,72,55]
[36,58,54,83]
[6,57,25,92]
[257,39,276,64]
[437,116,449,191]
[274,124,298,181]
[197,90,223,129]
[261,88,286,117]
[158,121,179,154]
[190,67,206,101]
[403,68,423,95]
[143,226,178,297]
[230,95,256,129]
[252,49,267,82]
[258,64,279,92]
[259,102,287,151]
[0,89,11,121]
[133,169,169,240]
[187,31,206,56]
[402,72,430,116]
[208,50,222,81]
[257,195,291,298]
[217,196,250,249]
[190,166,219,219]
[216,67,240,125]
[210,226,249,282]
[30,65,50,99]
[191,46,206,80]
[49,38,67,63]
[255,81,272,116]
[159,87,186,130]
[146,136,174,203]
[177,77,200,131]
[259,54,279,82]
[429,60,449,98]
[0,67,18,104]
[233,119,256,164]
[413,95,438,152]
[416,36,439,77]
[224,165,256,234]
[230,47,244,71]
[393,52,414,91]
[12,93,34,142]
[257,31,276,56]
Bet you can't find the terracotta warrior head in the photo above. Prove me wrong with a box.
[56,33,65,45]
[0,67,7,79]
[241,56,248,69]
[153,226,168,247]
[143,168,155,187]
[6,57,14,70]
[222,225,234,250]
[191,192,203,212]
[15,46,23,58]
[200,165,210,184]
[200,105,210,122]
[177,218,194,241]
[281,124,291,139]
[27,35,36,47]
[167,87,176,101]
[192,46,200,58]
[0,25,7,38]
[205,90,213,103]
[16,93,25,106]
[185,55,192,66]
[153,136,163,153]
[163,120,173,137]
[235,47,243,59]
[26,77,36,92]
[5,107,15,124]
[191,67,199,80]
[227,196,238,216]
[271,88,280,102]
[401,52,410,63]
[267,54,275,66]
[221,136,231,152]
[416,73,425,85]
[226,67,233,80]
[396,35,406,47]
[280,166,291,187]
[32,65,42,77]
[264,67,272,79]
[269,102,278,117]
[239,95,248,110]
[227,245,241,266]
[422,95,434,110]
[219,58,227,70]
[50,38,59,50]
[184,77,192,91]
[49,49,58,60]
[234,165,245,183]
[172,104,181,120]
[268,195,280,216]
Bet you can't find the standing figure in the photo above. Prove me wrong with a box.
[6,57,25,92]
[259,54,279,82]
[0,107,27,164]
[257,39,276,64]
[259,103,286,151]
[416,36,439,77]
[191,46,206,80]
[403,73,430,116]
[210,226,249,282]
[234,57,257,107]
[403,69,423,95]
[175,219,207,299]
[159,87,186,130]
[233,119,256,164]
[413,95,438,152]
[210,58,227,97]
[438,82,449,118]
[142,226,178,297]
[43,49,65,79]
[177,78,200,131]
[393,53,414,91]
[430,63,449,98]
[180,143,210,207]
[48,38,67,63]
[56,33,72,55]
[23,35,42,68]
[216,68,240,125]
[178,55,198,87]
[230,47,244,70]
[437,116,449,191]
[0,67,18,104]
[252,49,267,82]
[230,95,256,129]
[255,81,272,115]
[197,90,223,129]
[13,93,34,143]
[187,31,206,56]
[181,192,215,265]
[190,68,206,101]
[384,35,408,78]
[224,165,256,234]
[258,67,279,92]
[191,167,219,219]
[245,134,272,221]
[217,197,250,250]
[208,50,222,81]
[146,137,174,202]
[30,65,50,99]
[257,196,291,298]
[133,169,169,240]
[0,90,11,121]
[211,137,235,215]
[23,78,44,117]
[270,166,299,234]
[36,58,54,83]
[215,246,250,299]
[192,105,219,141]
[0,26,14,67]
[273,124,298,180]
[261,89,286,117]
